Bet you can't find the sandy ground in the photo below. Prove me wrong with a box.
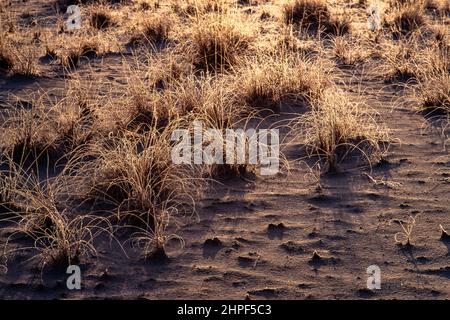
[0,0,449,299]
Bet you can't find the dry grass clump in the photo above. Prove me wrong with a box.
[90,7,115,30]
[283,0,330,28]
[11,48,40,77]
[382,34,448,84]
[128,13,174,46]
[276,29,303,53]
[63,48,82,69]
[161,75,254,178]
[62,43,102,68]
[276,27,322,56]
[0,167,22,215]
[117,56,193,131]
[43,45,58,61]
[123,82,174,132]
[79,39,101,58]
[184,13,253,72]
[236,53,330,113]
[382,39,420,83]
[162,75,212,115]
[139,1,153,11]
[0,37,39,77]
[385,4,427,38]
[420,43,449,76]
[126,204,182,259]
[49,83,98,152]
[1,101,56,165]
[417,72,449,116]
[119,72,230,128]
[283,0,351,36]
[75,126,203,225]
[294,88,389,172]
[170,75,241,127]
[1,162,108,268]
[195,88,257,178]
[173,0,229,17]
[1,83,98,165]
[141,16,172,44]
[67,125,203,258]
[332,35,365,66]
[143,52,193,90]
[326,14,352,36]
[404,43,449,116]
[61,37,104,68]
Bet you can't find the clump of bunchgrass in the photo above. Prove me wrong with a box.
[184,13,253,72]
[382,39,419,83]
[1,160,109,268]
[417,71,449,116]
[283,0,330,30]
[413,44,449,116]
[68,123,205,256]
[385,4,427,38]
[1,100,57,165]
[283,0,351,36]
[76,124,203,222]
[123,80,174,131]
[236,53,330,113]
[173,0,229,17]
[128,13,174,46]
[90,7,114,30]
[331,35,365,66]
[1,82,99,166]
[293,88,389,172]
[0,40,39,77]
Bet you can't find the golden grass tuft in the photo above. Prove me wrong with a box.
[1,161,110,268]
[382,38,420,83]
[0,36,39,77]
[332,35,365,66]
[236,53,330,112]
[128,13,174,46]
[2,101,56,165]
[385,4,427,38]
[283,0,330,29]
[63,124,203,259]
[90,7,115,30]
[184,13,253,72]
[74,126,203,225]
[173,0,229,17]
[417,71,449,116]
[283,0,351,36]
[124,83,173,131]
[1,82,99,165]
[61,37,104,68]
[293,88,389,172]
[431,24,448,48]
